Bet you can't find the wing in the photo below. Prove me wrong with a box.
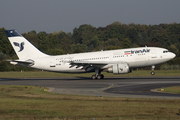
[70,61,109,65]
[69,60,126,71]
[70,60,125,65]
[13,42,19,47]
[69,61,107,72]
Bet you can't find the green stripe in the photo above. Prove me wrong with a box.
[124,51,130,53]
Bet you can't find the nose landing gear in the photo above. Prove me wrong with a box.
[151,65,155,75]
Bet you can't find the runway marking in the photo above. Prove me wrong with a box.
[56,91,97,93]
[110,91,150,93]
[100,84,114,92]
[49,84,115,94]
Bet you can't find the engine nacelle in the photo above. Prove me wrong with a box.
[107,63,131,74]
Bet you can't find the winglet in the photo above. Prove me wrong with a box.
[4,30,22,37]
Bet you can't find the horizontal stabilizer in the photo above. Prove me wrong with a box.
[8,59,34,66]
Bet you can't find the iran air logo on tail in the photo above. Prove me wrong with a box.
[13,42,25,52]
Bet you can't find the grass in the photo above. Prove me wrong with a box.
[158,86,180,94]
[0,70,180,78]
[0,70,180,119]
[0,85,180,120]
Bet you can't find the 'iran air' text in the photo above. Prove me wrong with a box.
[131,49,150,54]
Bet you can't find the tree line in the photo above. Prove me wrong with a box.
[0,21,180,71]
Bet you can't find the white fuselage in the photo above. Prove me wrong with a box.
[31,47,175,73]
[5,29,176,78]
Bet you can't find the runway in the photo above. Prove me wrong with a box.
[0,77,180,99]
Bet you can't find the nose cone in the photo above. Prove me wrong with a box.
[170,52,176,59]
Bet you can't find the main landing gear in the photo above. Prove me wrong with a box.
[151,65,155,75]
[91,68,104,79]
[91,74,104,79]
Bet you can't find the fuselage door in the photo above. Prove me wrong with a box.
[109,54,113,61]
[150,49,157,59]
[50,59,56,67]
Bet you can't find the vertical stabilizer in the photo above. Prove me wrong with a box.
[5,30,48,59]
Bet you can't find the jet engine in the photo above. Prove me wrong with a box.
[106,63,131,74]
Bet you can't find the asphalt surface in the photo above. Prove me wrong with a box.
[0,77,180,99]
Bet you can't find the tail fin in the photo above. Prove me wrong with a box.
[5,29,48,59]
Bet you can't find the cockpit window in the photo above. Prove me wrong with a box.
[163,50,169,53]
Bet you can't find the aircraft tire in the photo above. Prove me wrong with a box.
[91,75,96,79]
[97,75,101,79]
[100,74,104,79]
[151,71,155,75]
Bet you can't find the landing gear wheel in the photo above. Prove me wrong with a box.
[151,65,155,75]
[91,74,104,79]
[100,74,104,79]
[97,75,101,79]
[97,74,104,79]
[91,75,96,79]
[151,71,155,75]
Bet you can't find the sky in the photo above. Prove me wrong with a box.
[1,0,180,33]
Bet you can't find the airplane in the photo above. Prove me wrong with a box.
[5,29,176,79]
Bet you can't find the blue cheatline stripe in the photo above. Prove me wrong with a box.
[4,30,22,37]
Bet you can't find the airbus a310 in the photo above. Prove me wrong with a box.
[5,30,176,79]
